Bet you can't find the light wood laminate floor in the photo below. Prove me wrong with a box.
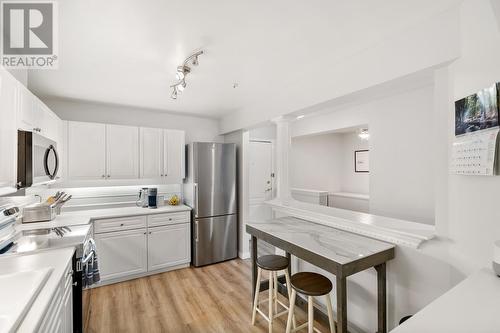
[83,259,330,333]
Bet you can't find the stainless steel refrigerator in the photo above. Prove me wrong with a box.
[185,142,237,267]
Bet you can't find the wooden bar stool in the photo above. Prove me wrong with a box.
[286,272,336,333]
[251,255,295,332]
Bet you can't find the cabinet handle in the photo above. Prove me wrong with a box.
[149,231,152,235]
[168,218,172,221]
[67,270,73,276]
[143,232,146,235]
[120,223,124,226]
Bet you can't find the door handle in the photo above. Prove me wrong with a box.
[194,183,199,218]
[195,220,199,242]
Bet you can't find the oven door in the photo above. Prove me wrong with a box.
[17,131,59,188]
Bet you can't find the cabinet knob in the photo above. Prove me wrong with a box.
[120,223,124,226]
[67,270,74,276]
[161,174,164,177]
[143,232,146,235]
[149,231,152,234]
[107,175,111,178]
[101,175,105,178]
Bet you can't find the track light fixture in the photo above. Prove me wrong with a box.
[170,50,203,99]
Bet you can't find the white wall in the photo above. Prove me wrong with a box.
[285,2,500,332]
[292,85,435,225]
[339,132,369,194]
[43,97,222,143]
[291,133,343,193]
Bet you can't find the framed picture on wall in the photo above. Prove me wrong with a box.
[355,150,369,173]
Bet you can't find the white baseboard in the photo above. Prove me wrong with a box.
[89,262,190,288]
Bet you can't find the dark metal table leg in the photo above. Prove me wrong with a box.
[375,263,387,333]
[286,252,292,276]
[336,275,347,333]
[251,235,258,303]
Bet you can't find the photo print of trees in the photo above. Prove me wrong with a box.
[455,83,500,136]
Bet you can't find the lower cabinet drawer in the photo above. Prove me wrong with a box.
[147,211,190,227]
[94,215,147,234]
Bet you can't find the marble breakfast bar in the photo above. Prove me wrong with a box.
[246,216,395,333]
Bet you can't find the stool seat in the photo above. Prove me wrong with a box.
[257,255,289,271]
[291,272,332,296]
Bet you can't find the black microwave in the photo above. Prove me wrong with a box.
[17,130,59,188]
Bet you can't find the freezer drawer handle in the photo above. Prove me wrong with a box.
[195,220,199,242]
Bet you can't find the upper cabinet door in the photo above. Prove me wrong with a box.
[18,87,36,131]
[106,124,139,179]
[164,130,185,183]
[0,71,18,189]
[67,121,107,180]
[139,127,163,179]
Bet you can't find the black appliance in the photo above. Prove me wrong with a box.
[17,130,59,189]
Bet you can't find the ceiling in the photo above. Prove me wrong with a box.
[28,0,459,119]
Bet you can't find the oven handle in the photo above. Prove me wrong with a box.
[43,144,59,180]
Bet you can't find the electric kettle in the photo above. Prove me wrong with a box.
[136,188,149,208]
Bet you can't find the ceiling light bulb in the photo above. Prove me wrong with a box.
[176,71,184,80]
[171,89,178,99]
[296,115,305,120]
[358,129,370,140]
[177,80,186,92]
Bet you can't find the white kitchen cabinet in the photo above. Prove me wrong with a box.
[139,127,185,182]
[94,228,148,281]
[67,121,107,180]
[17,85,61,141]
[0,69,19,192]
[106,124,139,179]
[147,223,190,271]
[139,127,163,178]
[164,129,185,182]
[39,259,73,333]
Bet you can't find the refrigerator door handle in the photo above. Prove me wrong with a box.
[194,183,199,218]
[195,220,199,242]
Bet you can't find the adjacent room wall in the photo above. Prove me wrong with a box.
[292,84,435,225]
[290,133,343,193]
[42,97,222,143]
[339,132,369,194]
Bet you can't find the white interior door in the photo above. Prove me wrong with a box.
[248,141,274,221]
[106,124,139,179]
[67,121,106,180]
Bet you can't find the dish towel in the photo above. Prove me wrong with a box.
[83,238,100,288]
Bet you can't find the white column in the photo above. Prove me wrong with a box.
[272,116,292,201]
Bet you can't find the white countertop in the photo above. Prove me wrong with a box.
[266,198,435,248]
[0,248,75,333]
[391,268,500,333]
[17,204,191,230]
[248,216,394,265]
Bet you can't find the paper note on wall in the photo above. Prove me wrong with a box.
[451,128,499,175]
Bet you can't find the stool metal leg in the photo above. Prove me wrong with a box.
[285,290,296,333]
[251,268,262,325]
[268,271,274,333]
[325,293,336,333]
[308,296,314,333]
[273,271,278,314]
[283,269,297,329]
